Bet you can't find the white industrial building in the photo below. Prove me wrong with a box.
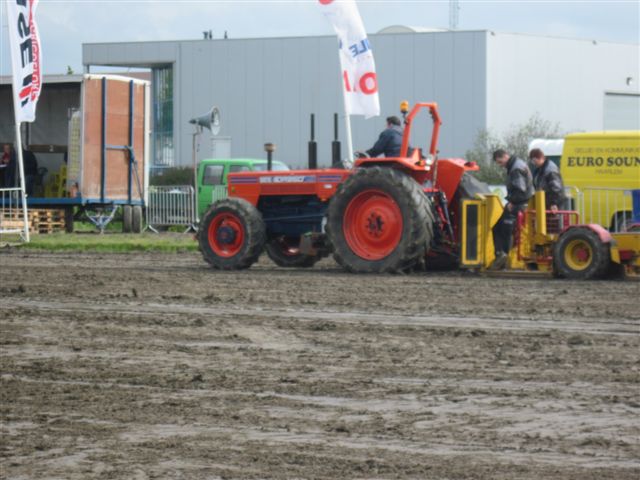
[10,28,640,173]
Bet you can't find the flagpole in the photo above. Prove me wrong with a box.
[342,91,354,167]
[14,123,30,242]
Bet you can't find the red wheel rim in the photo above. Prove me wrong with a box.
[207,212,245,257]
[343,189,403,260]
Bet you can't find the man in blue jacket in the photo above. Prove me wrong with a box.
[489,149,535,270]
[366,116,404,158]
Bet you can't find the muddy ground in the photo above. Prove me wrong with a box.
[0,250,638,479]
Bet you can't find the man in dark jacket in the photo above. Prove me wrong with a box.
[366,116,404,158]
[489,149,535,270]
[530,148,566,212]
[23,149,38,196]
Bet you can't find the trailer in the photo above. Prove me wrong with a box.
[0,74,150,233]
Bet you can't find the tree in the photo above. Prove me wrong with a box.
[466,114,562,184]
[150,167,193,186]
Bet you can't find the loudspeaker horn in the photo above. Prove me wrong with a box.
[189,106,221,135]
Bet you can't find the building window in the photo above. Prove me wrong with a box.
[153,66,174,167]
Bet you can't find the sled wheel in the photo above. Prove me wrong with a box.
[553,227,610,280]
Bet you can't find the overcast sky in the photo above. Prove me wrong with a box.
[0,0,638,75]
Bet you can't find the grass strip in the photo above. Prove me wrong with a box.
[7,232,199,253]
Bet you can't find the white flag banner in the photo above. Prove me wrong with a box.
[318,0,380,118]
[6,0,42,123]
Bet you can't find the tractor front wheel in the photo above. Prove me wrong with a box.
[553,227,610,280]
[326,166,434,273]
[265,236,320,268]
[198,198,266,270]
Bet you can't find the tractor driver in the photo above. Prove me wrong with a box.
[489,149,535,270]
[364,116,404,158]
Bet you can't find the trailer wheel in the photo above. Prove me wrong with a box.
[326,166,434,273]
[122,205,132,233]
[198,198,265,270]
[553,227,610,280]
[132,206,143,234]
[64,207,75,233]
[265,236,319,268]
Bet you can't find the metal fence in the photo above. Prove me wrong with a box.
[211,185,228,203]
[0,188,27,237]
[146,185,196,232]
[571,186,635,232]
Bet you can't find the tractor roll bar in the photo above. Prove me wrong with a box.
[400,102,442,159]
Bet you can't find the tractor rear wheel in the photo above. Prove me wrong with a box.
[326,166,434,273]
[265,236,319,268]
[198,198,266,270]
[553,227,610,280]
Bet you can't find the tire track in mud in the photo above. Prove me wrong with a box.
[2,298,638,336]
[3,373,638,471]
[2,251,639,479]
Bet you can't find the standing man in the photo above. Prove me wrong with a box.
[365,116,404,158]
[529,148,566,212]
[489,149,534,270]
[22,148,38,196]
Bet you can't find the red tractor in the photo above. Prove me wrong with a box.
[197,103,485,273]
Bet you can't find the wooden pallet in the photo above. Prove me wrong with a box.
[0,218,25,230]
[0,209,66,234]
[29,209,66,234]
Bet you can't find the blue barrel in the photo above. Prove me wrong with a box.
[633,189,640,223]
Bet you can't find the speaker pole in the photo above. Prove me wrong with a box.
[192,126,201,225]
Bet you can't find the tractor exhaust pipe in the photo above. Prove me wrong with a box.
[308,113,317,170]
[331,112,341,168]
[264,143,275,171]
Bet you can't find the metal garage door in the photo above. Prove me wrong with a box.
[604,93,640,130]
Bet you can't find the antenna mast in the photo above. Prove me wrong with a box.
[449,0,460,30]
